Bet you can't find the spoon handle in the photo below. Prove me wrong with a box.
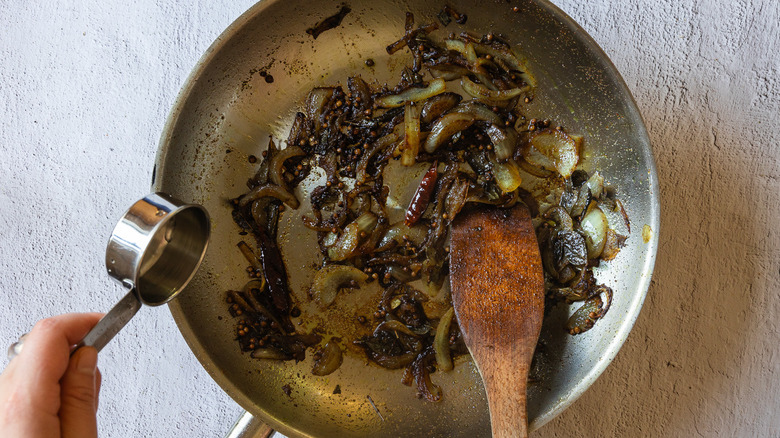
[75,290,142,353]
[479,346,532,438]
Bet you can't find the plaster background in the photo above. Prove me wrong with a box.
[1,0,777,437]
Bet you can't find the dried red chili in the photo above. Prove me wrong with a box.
[404,161,438,226]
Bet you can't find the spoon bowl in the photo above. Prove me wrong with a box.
[449,204,545,437]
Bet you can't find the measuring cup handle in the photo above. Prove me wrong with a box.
[75,290,142,353]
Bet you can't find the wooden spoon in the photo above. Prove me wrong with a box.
[449,203,545,438]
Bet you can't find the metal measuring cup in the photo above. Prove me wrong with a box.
[81,192,210,351]
[7,193,210,360]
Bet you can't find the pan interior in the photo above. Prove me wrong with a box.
[156,1,658,436]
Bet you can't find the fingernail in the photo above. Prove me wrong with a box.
[75,347,98,375]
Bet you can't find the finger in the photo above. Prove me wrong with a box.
[59,346,99,438]
[11,313,103,414]
[95,368,102,410]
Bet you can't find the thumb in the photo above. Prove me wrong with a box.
[59,347,99,438]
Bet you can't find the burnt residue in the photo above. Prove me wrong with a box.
[437,5,467,26]
[306,5,351,39]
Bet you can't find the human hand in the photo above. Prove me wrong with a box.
[0,313,104,438]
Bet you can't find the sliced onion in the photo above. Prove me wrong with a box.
[327,222,360,261]
[310,264,368,306]
[311,340,343,376]
[472,44,537,88]
[367,351,418,369]
[237,241,262,271]
[305,87,336,130]
[239,183,299,210]
[375,78,446,108]
[374,320,419,337]
[411,352,442,402]
[378,221,428,249]
[568,184,592,220]
[444,39,477,63]
[434,307,455,372]
[485,124,518,161]
[461,76,524,101]
[580,204,608,259]
[528,129,580,178]
[270,145,306,191]
[429,65,472,81]
[516,156,553,178]
[586,171,605,198]
[601,228,627,261]
[565,295,602,335]
[445,178,470,219]
[384,265,414,283]
[355,211,379,234]
[401,101,421,166]
[615,199,631,232]
[492,159,523,193]
[420,92,462,124]
[449,101,503,125]
[545,206,574,231]
[356,122,403,183]
[423,112,475,153]
[251,348,291,360]
[227,290,253,314]
[443,39,497,90]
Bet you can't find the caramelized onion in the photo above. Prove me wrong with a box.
[527,129,580,178]
[434,307,455,372]
[327,222,360,261]
[461,76,524,101]
[375,78,446,108]
[311,264,368,307]
[238,183,300,209]
[580,204,608,259]
[420,92,462,124]
[423,112,475,153]
[485,124,518,161]
[401,101,421,166]
[449,101,503,125]
[251,348,291,360]
[270,145,306,191]
[601,228,627,261]
[312,340,343,376]
[374,320,419,337]
[305,87,336,130]
[492,159,523,193]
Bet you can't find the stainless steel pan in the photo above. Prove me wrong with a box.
[153,0,659,436]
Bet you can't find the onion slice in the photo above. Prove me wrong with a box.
[374,320,419,338]
[327,222,360,261]
[270,145,306,192]
[310,264,368,307]
[449,101,503,125]
[420,92,462,124]
[434,307,455,372]
[461,76,524,101]
[375,78,446,108]
[527,129,580,178]
[485,124,518,161]
[423,112,475,153]
[580,204,608,259]
[238,183,300,209]
[492,159,523,193]
[311,340,343,376]
[401,101,421,166]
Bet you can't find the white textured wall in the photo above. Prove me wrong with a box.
[1,1,778,437]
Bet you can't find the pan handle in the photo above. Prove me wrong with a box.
[226,410,275,438]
